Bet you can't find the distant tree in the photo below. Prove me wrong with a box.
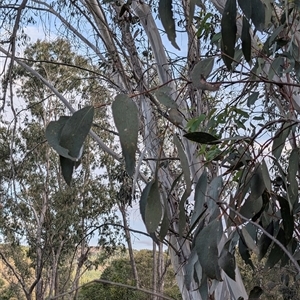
[78,249,181,300]
[0,39,120,300]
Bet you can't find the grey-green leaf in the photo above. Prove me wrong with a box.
[191,58,215,84]
[60,106,94,160]
[272,122,291,159]
[191,170,207,227]
[60,155,75,186]
[241,16,251,62]
[154,86,178,109]
[221,0,237,70]
[238,0,252,19]
[184,132,219,144]
[158,0,180,50]
[174,135,191,192]
[195,219,222,280]
[251,0,265,31]
[112,94,139,176]
[287,148,299,206]
[145,180,163,233]
[45,116,74,160]
[247,92,259,107]
[277,196,294,243]
[218,241,236,280]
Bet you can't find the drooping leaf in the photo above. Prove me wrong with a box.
[207,176,222,220]
[45,116,74,160]
[272,121,291,159]
[184,249,198,287]
[154,86,178,109]
[191,58,215,85]
[221,0,237,70]
[241,16,251,62]
[277,196,294,243]
[199,273,208,300]
[261,160,271,191]
[191,170,207,227]
[174,135,191,192]
[174,135,192,236]
[258,221,274,260]
[112,94,139,176]
[240,195,263,220]
[184,132,219,144]
[247,92,259,107]
[249,165,265,201]
[60,155,74,186]
[265,228,286,269]
[238,0,252,19]
[239,236,255,269]
[287,148,299,207]
[145,180,163,233]
[158,211,169,241]
[251,0,265,31]
[59,106,94,160]
[195,219,222,280]
[218,240,236,280]
[158,0,180,50]
[140,181,153,224]
[268,56,284,80]
[242,227,259,255]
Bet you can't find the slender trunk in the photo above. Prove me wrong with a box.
[119,203,140,288]
[157,242,164,300]
[152,242,157,300]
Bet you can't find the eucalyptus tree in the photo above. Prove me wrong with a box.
[0,39,120,300]
[1,0,300,299]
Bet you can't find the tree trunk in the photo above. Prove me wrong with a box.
[119,203,140,288]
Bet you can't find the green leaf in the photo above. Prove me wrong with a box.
[221,0,237,70]
[261,160,271,191]
[238,0,252,19]
[191,170,207,227]
[60,106,94,159]
[195,219,222,280]
[277,196,294,242]
[249,165,265,201]
[184,132,219,144]
[184,249,198,287]
[272,122,291,159]
[140,181,153,224]
[173,134,191,235]
[174,135,191,192]
[218,240,236,280]
[241,16,251,62]
[247,92,259,107]
[60,155,74,186]
[240,195,263,220]
[287,148,299,206]
[158,211,169,241]
[112,94,139,176]
[239,235,255,269]
[145,180,163,233]
[242,227,259,255]
[265,228,286,269]
[154,86,178,109]
[207,176,222,220]
[191,58,215,85]
[158,0,180,50]
[251,0,265,31]
[45,116,74,160]
[258,221,274,260]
